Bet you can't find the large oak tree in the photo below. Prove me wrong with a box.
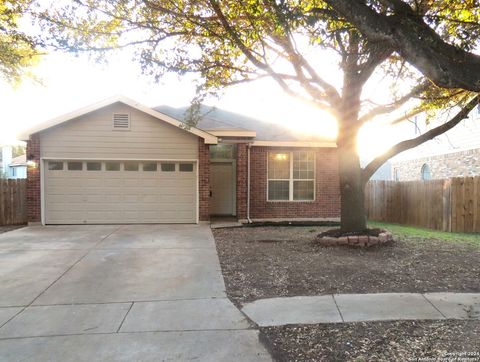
[35,0,479,232]
[0,0,40,83]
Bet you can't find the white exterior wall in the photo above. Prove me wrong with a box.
[8,166,27,179]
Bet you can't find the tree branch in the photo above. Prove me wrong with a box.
[207,0,303,101]
[362,94,480,182]
[381,107,425,125]
[323,0,480,91]
[265,0,341,108]
[359,81,430,123]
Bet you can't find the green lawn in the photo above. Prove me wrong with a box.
[369,221,480,246]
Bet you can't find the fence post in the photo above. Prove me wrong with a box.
[442,179,451,232]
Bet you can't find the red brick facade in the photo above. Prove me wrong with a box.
[248,146,340,219]
[26,134,41,223]
[236,144,248,219]
[198,139,210,221]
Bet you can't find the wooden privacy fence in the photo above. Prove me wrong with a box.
[0,179,27,226]
[366,177,480,233]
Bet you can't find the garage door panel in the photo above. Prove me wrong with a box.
[122,179,144,187]
[154,179,195,186]
[46,194,84,203]
[47,178,86,187]
[135,179,157,187]
[166,182,196,189]
[159,194,196,203]
[85,210,123,224]
[47,203,88,211]
[47,211,84,222]
[45,160,197,224]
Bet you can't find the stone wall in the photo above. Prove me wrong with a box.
[392,148,480,181]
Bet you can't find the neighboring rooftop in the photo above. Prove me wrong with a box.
[10,154,27,166]
[154,104,335,142]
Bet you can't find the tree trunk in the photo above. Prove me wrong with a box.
[337,36,368,233]
[337,131,367,233]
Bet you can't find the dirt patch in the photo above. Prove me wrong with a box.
[213,226,480,306]
[0,225,25,234]
[260,320,480,362]
[214,226,480,360]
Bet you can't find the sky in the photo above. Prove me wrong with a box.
[0,48,410,162]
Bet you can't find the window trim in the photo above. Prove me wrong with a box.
[267,151,316,202]
[67,161,83,171]
[393,167,400,181]
[421,163,431,180]
[142,162,158,172]
[86,161,102,171]
[48,161,64,171]
[161,163,176,172]
[105,162,121,171]
[179,163,194,172]
[124,162,140,172]
[209,144,236,161]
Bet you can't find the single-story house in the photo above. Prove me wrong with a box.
[1,145,27,179]
[9,154,28,179]
[22,95,340,225]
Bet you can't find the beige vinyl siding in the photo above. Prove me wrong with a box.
[40,103,198,159]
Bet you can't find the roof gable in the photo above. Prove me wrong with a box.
[20,95,217,144]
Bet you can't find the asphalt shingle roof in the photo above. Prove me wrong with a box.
[154,104,333,142]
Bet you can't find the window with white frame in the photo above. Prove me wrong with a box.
[268,151,315,201]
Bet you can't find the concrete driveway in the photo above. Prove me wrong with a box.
[0,225,271,361]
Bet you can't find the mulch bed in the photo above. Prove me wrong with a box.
[260,320,480,362]
[213,226,480,361]
[213,226,480,307]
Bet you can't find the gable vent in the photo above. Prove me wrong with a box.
[113,113,130,130]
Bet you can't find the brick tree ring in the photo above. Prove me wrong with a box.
[316,229,394,247]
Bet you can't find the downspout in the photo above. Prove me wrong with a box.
[247,143,252,223]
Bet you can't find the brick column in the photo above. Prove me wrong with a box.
[198,139,210,221]
[236,143,248,219]
[26,134,41,223]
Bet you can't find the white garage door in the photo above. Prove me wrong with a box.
[44,160,197,224]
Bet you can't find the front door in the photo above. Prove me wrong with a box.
[210,162,235,215]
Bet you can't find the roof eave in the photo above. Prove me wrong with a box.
[251,140,337,148]
[204,129,256,138]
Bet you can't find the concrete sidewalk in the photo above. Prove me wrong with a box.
[242,293,480,327]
